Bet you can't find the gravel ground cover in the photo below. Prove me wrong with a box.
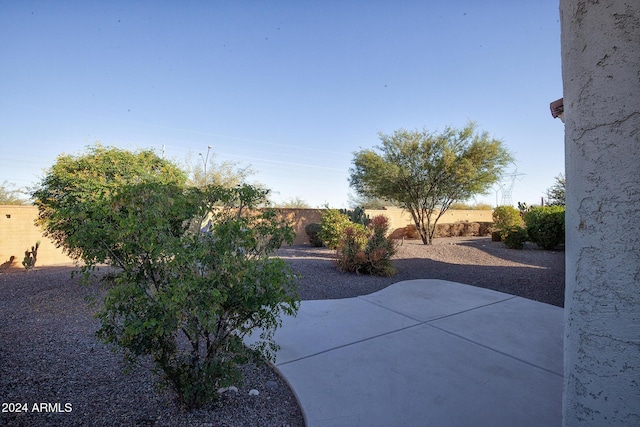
[0,236,564,426]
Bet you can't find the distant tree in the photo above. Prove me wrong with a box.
[278,196,311,208]
[545,173,566,206]
[449,201,493,210]
[350,122,513,244]
[183,151,255,189]
[0,181,28,205]
[347,192,390,210]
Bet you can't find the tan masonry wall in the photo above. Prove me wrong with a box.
[276,208,324,245]
[0,206,325,268]
[0,205,74,270]
[364,207,494,235]
[0,206,493,268]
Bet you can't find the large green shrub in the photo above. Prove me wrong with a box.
[335,215,397,277]
[492,205,522,230]
[524,206,565,249]
[34,148,299,410]
[319,209,356,249]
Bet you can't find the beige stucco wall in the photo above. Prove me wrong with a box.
[277,208,324,245]
[0,206,324,268]
[0,205,74,269]
[1,206,494,268]
[365,207,493,235]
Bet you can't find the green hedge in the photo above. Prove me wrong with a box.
[524,206,565,249]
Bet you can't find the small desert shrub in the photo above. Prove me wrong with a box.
[501,226,528,249]
[524,206,565,249]
[335,215,397,277]
[334,225,369,273]
[492,205,523,230]
[491,230,502,242]
[434,222,493,237]
[319,209,353,249]
[305,222,324,247]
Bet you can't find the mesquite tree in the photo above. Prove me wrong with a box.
[350,122,513,244]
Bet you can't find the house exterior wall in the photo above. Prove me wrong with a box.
[561,0,640,425]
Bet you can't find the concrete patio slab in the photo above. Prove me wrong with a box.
[429,295,564,375]
[246,279,564,427]
[248,297,419,364]
[359,279,515,322]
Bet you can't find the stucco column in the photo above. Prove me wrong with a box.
[561,0,640,425]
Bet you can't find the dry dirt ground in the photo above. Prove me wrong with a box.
[0,236,564,426]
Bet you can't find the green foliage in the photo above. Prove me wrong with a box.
[334,225,370,273]
[278,197,311,208]
[347,192,390,210]
[32,144,187,261]
[304,222,324,247]
[524,206,565,250]
[492,205,522,230]
[335,215,397,276]
[184,151,255,189]
[33,145,299,410]
[350,121,513,245]
[339,206,371,226]
[545,174,566,206]
[0,181,28,205]
[22,241,40,270]
[501,227,528,249]
[319,209,355,249]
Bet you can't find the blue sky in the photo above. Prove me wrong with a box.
[0,1,564,208]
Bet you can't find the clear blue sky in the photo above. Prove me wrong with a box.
[0,1,564,208]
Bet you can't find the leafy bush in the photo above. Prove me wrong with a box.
[96,185,298,409]
[501,226,528,249]
[34,149,299,410]
[524,206,565,249]
[304,222,324,247]
[334,225,369,273]
[492,205,522,230]
[335,215,397,277]
[319,209,354,249]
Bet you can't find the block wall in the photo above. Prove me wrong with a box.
[364,207,493,235]
[1,205,494,269]
[0,205,74,269]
